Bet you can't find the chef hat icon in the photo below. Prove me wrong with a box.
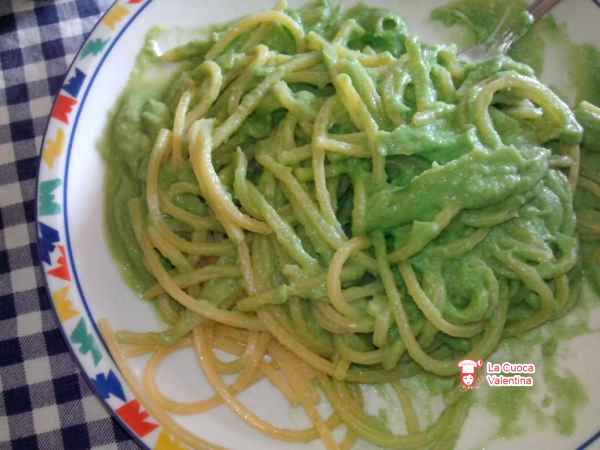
[458,359,482,374]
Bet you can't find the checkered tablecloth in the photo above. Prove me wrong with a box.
[1,1,141,448]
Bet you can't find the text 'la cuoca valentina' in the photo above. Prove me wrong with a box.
[486,362,536,387]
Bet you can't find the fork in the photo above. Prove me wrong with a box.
[460,0,564,62]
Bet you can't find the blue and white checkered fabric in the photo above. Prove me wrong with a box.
[1,1,140,448]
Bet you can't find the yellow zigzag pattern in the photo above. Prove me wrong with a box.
[103,4,129,30]
[154,431,187,450]
[43,129,65,169]
[53,286,79,322]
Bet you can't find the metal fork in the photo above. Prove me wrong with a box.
[460,0,564,62]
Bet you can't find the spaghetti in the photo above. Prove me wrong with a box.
[101,1,600,448]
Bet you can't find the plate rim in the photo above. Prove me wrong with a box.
[34,0,600,449]
[36,0,156,448]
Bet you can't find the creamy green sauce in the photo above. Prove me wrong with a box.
[569,43,600,107]
[485,386,532,437]
[431,0,545,72]
[488,317,590,438]
[432,0,600,104]
[100,27,174,293]
[542,337,588,435]
[431,0,600,442]
[393,305,593,445]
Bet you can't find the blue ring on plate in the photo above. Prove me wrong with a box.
[49,0,600,448]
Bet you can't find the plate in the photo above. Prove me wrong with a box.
[36,0,600,449]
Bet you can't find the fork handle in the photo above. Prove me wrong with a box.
[528,0,563,21]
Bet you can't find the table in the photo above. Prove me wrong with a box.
[1,1,140,448]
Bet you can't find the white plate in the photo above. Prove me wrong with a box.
[36,0,600,449]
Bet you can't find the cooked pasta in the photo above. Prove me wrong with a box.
[100,1,600,448]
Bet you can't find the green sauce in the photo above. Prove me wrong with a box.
[100,27,176,294]
[485,387,531,437]
[569,44,600,107]
[431,0,546,73]
[366,145,549,230]
[431,0,530,47]
[485,316,591,439]
[542,337,588,435]
[429,1,599,441]
[432,0,600,106]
